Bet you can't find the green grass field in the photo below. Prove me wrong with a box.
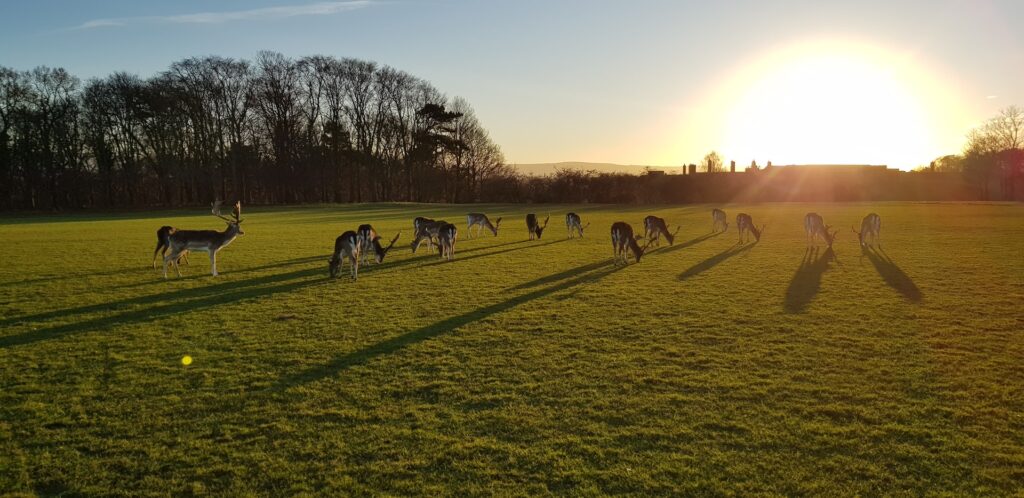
[1,202,1022,496]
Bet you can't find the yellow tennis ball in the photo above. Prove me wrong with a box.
[181,355,193,366]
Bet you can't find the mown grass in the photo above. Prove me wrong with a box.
[1,202,1022,496]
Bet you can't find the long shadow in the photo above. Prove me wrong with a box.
[653,231,722,256]
[677,242,756,280]
[0,266,323,328]
[784,247,836,313]
[508,259,610,290]
[272,261,622,390]
[1,268,326,349]
[418,238,567,269]
[865,248,922,302]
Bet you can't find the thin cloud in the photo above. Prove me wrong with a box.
[986,95,999,100]
[70,1,374,30]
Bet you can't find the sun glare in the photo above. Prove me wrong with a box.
[685,40,970,170]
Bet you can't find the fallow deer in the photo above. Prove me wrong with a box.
[611,221,652,265]
[162,201,244,278]
[804,212,838,248]
[357,224,378,264]
[712,208,729,233]
[736,213,764,244]
[328,231,361,280]
[526,213,550,240]
[852,213,882,249]
[643,215,680,247]
[411,219,446,253]
[152,225,189,268]
[466,213,501,238]
[565,212,589,238]
[368,232,401,263]
[437,223,458,261]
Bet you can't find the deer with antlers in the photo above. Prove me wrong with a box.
[565,212,589,238]
[466,213,501,238]
[736,213,764,244]
[643,215,680,247]
[526,213,550,240]
[437,223,458,261]
[712,208,729,233]
[611,222,652,265]
[852,213,882,249]
[162,201,244,278]
[152,226,189,268]
[328,231,361,280]
[804,212,838,248]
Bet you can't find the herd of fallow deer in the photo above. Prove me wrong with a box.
[154,201,883,280]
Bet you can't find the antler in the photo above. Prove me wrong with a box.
[672,225,681,236]
[212,200,243,223]
[851,224,860,235]
[542,215,550,229]
[211,200,232,222]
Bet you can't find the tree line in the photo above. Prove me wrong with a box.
[0,52,511,209]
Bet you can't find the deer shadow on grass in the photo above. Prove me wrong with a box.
[677,241,756,281]
[0,266,325,333]
[784,247,837,313]
[272,259,622,390]
[418,238,566,269]
[863,247,922,302]
[653,231,722,256]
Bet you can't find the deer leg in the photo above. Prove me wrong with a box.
[153,242,165,268]
[210,251,218,276]
[181,250,189,266]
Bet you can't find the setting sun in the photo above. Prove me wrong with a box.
[683,40,974,170]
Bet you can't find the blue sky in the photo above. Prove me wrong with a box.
[2,0,1021,168]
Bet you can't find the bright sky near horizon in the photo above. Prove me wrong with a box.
[2,0,1021,170]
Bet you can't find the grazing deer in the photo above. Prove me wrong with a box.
[611,222,652,265]
[565,212,589,238]
[368,232,401,263]
[328,231,361,280]
[357,224,379,264]
[162,201,244,278]
[712,208,729,233]
[643,215,680,247]
[526,213,550,240]
[736,213,764,244]
[852,213,882,249]
[152,226,189,268]
[804,212,838,248]
[437,223,458,261]
[411,219,446,253]
[466,213,501,238]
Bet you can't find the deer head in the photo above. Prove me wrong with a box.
[372,232,401,263]
[493,217,502,235]
[823,225,837,247]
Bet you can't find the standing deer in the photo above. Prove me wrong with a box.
[712,208,729,233]
[328,231,361,280]
[437,223,458,261]
[466,213,501,238]
[852,213,882,249]
[804,212,838,248]
[162,201,244,278]
[357,224,379,264]
[736,213,764,244]
[611,222,652,265]
[526,213,550,240]
[152,226,189,268]
[643,215,680,247]
[565,212,589,238]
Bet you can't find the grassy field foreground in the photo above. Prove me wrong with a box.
[1,202,1022,495]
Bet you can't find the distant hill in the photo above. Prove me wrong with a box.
[510,162,685,176]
